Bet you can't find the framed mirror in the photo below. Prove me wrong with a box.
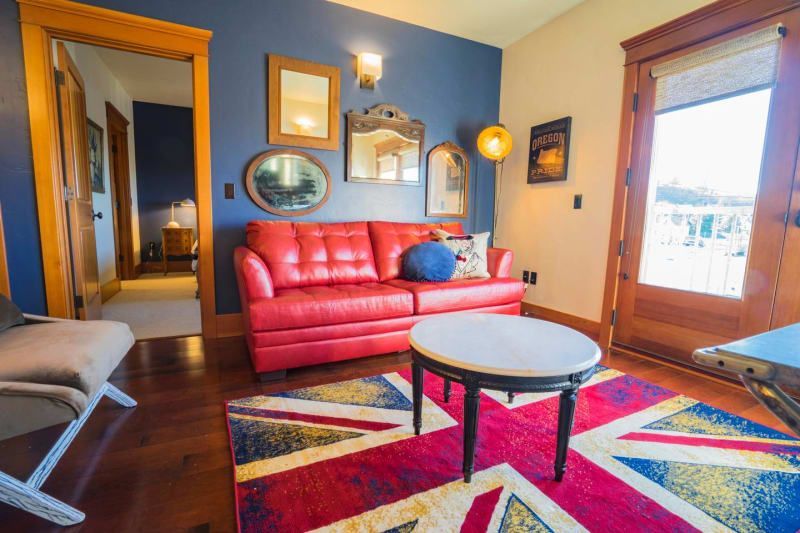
[268,54,340,151]
[426,142,469,218]
[245,149,331,216]
[346,104,425,186]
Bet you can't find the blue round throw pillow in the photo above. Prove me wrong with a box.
[402,242,456,282]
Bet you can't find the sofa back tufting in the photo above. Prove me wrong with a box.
[368,221,464,281]
[246,221,378,290]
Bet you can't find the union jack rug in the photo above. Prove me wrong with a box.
[225,366,800,532]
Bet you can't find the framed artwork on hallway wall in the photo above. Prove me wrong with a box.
[87,119,105,193]
[528,116,571,184]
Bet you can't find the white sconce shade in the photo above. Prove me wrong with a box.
[357,52,382,89]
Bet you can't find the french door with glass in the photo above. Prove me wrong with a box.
[613,10,800,369]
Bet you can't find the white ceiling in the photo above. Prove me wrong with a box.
[328,0,585,48]
[94,47,193,108]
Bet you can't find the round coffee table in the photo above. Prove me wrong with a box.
[409,313,601,483]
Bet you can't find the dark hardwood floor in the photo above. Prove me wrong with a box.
[0,333,782,531]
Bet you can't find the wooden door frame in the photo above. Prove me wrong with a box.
[105,101,135,281]
[599,0,800,349]
[18,0,218,337]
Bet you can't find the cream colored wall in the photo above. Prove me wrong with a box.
[497,0,713,322]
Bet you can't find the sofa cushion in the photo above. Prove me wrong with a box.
[368,221,464,282]
[248,283,413,331]
[247,221,378,290]
[385,278,525,315]
[0,320,134,399]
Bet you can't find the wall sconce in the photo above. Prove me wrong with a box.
[357,52,382,89]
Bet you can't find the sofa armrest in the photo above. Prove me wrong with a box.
[234,246,274,301]
[487,247,514,278]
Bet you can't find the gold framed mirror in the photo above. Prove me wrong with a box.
[346,104,425,186]
[426,141,469,218]
[268,54,340,150]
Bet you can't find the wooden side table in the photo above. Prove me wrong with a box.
[409,313,601,483]
[161,227,193,275]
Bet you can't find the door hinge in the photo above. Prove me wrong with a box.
[54,69,66,86]
[625,167,632,186]
[74,294,84,310]
[632,92,639,112]
[610,309,617,327]
[618,240,625,257]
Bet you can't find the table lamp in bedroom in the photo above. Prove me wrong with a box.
[166,198,196,228]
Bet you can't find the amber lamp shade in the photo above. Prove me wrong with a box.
[477,125,512,161]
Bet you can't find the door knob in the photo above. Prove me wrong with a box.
[92,211,103,221]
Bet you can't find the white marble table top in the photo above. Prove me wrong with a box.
[409,314,601,378]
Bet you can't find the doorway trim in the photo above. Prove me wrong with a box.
[105,101,135,282]
[18,0,218,337]
[600,0,799,350]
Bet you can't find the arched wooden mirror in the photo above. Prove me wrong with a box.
[426,141,469,218]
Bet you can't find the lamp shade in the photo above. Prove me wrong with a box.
[477,125,513,161]
[179,198,196,207]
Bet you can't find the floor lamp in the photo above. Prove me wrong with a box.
[477,125,513,244]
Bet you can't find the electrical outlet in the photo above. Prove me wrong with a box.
[573,194,583,209]
[224,183,236,199]
[522,270,530,283]
[530,272,538,285]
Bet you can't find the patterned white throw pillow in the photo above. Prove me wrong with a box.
[431,230,490,279]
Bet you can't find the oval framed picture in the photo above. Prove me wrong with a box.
[245,149,331,216]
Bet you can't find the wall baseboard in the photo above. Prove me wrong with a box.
[100,278,121,303]
[216,313,244,338]
[520,302,601,339]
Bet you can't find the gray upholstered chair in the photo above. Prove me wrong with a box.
[0,313,136,526]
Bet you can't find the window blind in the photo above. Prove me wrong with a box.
[651,24,784,113]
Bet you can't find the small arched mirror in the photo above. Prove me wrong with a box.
[426,142,469,218]
[245,149,331,216]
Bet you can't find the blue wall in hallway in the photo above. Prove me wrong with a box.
[0,0,501,315]
[133,101,197,258]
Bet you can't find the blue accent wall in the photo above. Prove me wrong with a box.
[0,0,47,314]
[133,101,197,257]
[0,0,501,315]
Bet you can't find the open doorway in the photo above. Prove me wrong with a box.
[52,39,200,340]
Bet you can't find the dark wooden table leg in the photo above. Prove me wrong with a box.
[554,387,579,481]
[507,392,515,404]
[462,384,481,483]
[443,379,451,403]
[412,361,423,436]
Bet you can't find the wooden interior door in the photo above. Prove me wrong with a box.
[106,102,135,281]
[614,11,800,368]
[56,42,102,320]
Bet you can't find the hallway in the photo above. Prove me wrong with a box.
[102,273,200,340]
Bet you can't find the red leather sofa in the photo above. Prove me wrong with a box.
[234,220,524,379]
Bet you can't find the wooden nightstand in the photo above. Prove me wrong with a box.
[161,227,194,275]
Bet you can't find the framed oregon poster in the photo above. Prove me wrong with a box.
[527,116,571,184]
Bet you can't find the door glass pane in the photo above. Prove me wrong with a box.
[639,88,772,298]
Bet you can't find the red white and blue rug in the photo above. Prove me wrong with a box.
[225,366,800,532]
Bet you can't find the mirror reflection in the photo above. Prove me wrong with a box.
[351,130,420,182]
[346,104,425,186]
[427,143,468,217]
[245,150,331,216]
[279,70,329,138]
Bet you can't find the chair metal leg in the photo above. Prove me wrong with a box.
[0,382,136,525]
[0,471,84,526]
[104,382,137,408]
